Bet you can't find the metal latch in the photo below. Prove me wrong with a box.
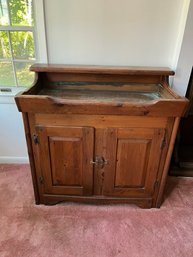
[90,156,109,169]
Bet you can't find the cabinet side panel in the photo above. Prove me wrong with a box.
[155,118,180,207]
[22,113,40,204]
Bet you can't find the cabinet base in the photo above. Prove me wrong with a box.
[39,194,155,209]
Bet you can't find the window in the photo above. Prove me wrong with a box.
[0,0,45,93]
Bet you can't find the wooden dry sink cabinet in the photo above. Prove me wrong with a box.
[15,64,188,208]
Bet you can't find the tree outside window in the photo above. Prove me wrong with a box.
[0,0,35,88]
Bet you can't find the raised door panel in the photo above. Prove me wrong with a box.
[49,137,83,186]
[36,126,94,196]
[103,128,165,197]
[115,138,150,188]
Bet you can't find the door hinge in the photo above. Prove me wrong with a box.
[160,137,166,149]
[33,134,39,144]
[39,176,44,184]
[154,180,159,191]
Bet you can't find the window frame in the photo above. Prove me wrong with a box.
[0,0,48,97]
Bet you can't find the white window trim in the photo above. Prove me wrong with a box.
[33,0,48,64]
[0,0,48,100]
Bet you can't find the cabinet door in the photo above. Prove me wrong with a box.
[36,125,94,196]
[103,128,165,197]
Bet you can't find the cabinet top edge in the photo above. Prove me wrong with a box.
[30,64,175,76]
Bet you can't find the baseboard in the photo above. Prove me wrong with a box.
[0,156,29,164]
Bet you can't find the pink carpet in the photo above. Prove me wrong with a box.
[0,164,193,257]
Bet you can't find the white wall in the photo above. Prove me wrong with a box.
[45,0,189,68]
[0,0,191,163]
[0,97,28,163]
[172,0,193,96]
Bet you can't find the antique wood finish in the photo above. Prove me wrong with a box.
[16,96,187,117]
[41,194,153,208]
[34,114,168,129]
[15,65,188,208]
[93,128,108,195]
[103,128,165,197]
[36,126,94,196]
[28,113,45,204]
[22,113,40,204]
[156,117,180,207]
[152,117,175,207]
[29,64,175,75]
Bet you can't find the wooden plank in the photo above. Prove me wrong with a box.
[43,84,161,92]
[93,129,108,195]
[103,128,118,195]
[82,127,94,195]
[118,128,154,139]
[37,125,83,137]
[30,64,175,76]
[15,96,189,117]
[35,114,168,129]
[43,73,163,84]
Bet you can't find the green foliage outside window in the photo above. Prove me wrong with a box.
[9,0,34,26]
[0,0,35,87]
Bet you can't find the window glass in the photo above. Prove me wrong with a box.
[0,31,11,58]
[0,0,35,88]
[10,31,35,60]
[9,0,34,26]
[0,0,9,25]
[15,61,34,86]
[0,61,16,86]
